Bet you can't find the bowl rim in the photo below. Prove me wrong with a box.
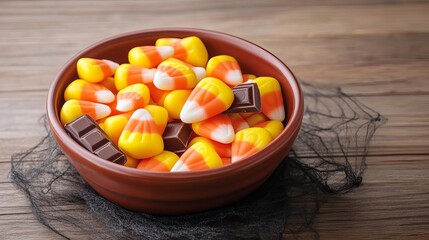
[46,27,304,180]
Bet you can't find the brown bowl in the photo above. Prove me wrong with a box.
[46,28,303,215]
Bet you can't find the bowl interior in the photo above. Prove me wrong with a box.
[48,28,302,177]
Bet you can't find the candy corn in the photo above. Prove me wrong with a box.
[242,74,256,82]
[206,55,243,86]
[189,136,231,158]
[144,105,169,134]
[153,58,198,90]
[99,77,118,94]
[77,58,118,83]
[231,127,273,162]
[221,157,232,165]
[118,109,164,159]
[115,83,150,112]
[156,36,208,67]
[254,77,285,121]
[114,64,156,90]
[163,89,192,120]
[128,46,174,68]
[171,141,222,172]
[254,120,284,139]
[60,99,111,125]
[180,77,234,123]
[101,112,132,144]
[228,113,249,132]
[244,112,269,127]
[191,114,235,144]
[124,156,140,168]
[137,151,179,172]
[146,82,171,105]
[64,79,115,104]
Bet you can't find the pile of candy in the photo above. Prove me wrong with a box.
[61,36,286,172]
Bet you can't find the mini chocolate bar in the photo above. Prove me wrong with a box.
[162,121,192,155]
[64,114,126,165]
[225,83,261,113]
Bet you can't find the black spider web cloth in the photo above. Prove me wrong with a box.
[10,82,386,240]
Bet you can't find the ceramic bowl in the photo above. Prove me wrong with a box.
[46,28,303,215]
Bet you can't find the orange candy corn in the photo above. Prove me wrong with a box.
[64,79,115,104]
[146,82,171,106]
[60,99,111,125]
[124,156,140,168]
[231,127,273,163]
[254,77,285,121]
[221,157,232,165]
[171,141,222,172]
[191,114,235,144]
[144,105,169,134]
[242,74,256,82]
[77,58,119,83]
[153,58,198,90]
[254,120,284,139]
[114,64,156,90]
[118,109,164,159]
[137,151,179,172]
[156,36,208,67]
[228,113,249,132]
[101,112,132,144]
[115,83,150,112]
[99,77,118,95]
[180,77,234,123]
[189,136,231,158]
[206,55,243,86]
[128,46,174,68]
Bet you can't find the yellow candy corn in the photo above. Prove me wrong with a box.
[114,64,156,90]
[77,58,119,83]
[231,127,273,162]
[116,83,150,112]
[153,58,198,90]
[228,113,249,132]
[137,151,179,172]
[102,112,132,144]
[124,155,140,168]
[60,99,111,125]
[156,36,208,67]
[189,136,231,158]
[118,109,164,159]
[144,105,169,134]
[254,77,285,121]
[244,112,269,127]
[254,120,284,139]
[206,55,243,86]
[128,46,174,68]
[64,79,115,104]
[192,114,235,144]
[99,77,118,94]
[163,89,192,119]
[171,141,222,172]
[180,77,234,123]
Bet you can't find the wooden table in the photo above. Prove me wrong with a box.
[1,0,428,239]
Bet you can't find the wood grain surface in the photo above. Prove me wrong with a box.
[1,0,428,239]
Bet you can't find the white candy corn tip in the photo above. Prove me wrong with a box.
[153,71,175,90]
[156,46,174,59]
[211,124,235,144]
[102,59,119,72]
[116,99,134,112]
[170,159,189,172]
[141,68,156,83]
[268,106,286,122]
[225,70,243,85]
[95,103,111,119]
[180,101,206,123]
[231,155,243,163]
[192,67,206,81]
[95,90,115,103]
[131,108,153,121]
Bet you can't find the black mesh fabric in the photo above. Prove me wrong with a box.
[10,81,386,239]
